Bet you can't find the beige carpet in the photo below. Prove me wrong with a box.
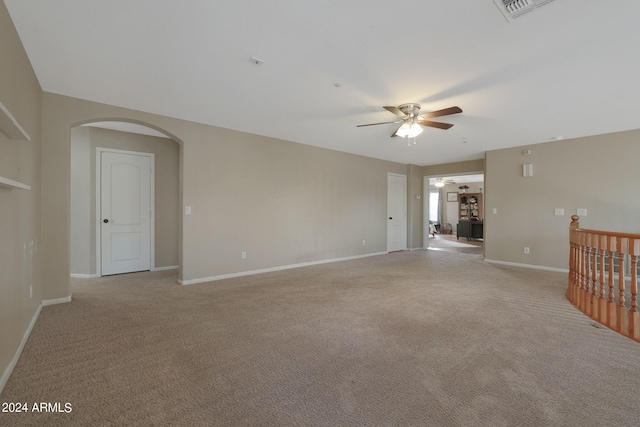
[428,234,483,255]
[1,250,639,426]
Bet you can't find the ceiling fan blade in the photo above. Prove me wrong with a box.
[356,120,402,127]
[421,106,462,119]
[383,106,405,117]
[420,120,454,130]
[391,125,402,137]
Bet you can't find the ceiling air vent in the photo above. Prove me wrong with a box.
[494,0,556,21]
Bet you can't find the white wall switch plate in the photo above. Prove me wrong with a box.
[577,208,587,216]
[554,208,564,216]
[492,208,497,214]
[185,206,192,215]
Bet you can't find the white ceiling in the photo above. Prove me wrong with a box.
[6,1,640,166]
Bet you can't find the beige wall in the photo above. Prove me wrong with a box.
[485,129,640,270]
[407,164,423,249]
[422,159,485,178]
[70,126,179,275]
[42,92,408,297]
[0,2,42,390]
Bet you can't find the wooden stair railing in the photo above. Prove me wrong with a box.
[568,215,640,342]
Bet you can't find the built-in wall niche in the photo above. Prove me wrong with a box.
[0,100,31,190]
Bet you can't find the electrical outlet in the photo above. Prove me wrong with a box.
[524,247,530,254]
[241,251,246,259]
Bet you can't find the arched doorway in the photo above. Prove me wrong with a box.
[70,120,181,277]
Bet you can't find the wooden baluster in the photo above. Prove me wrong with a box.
[569,228,578,303]
[598,235,607,323]
[580,231,588,312]
[629,238,640,341]
[569,215,580,305]
[617,237,628,334]
[575,230,583,306]
[586,234,595,317]
[607,236,617,330]
[568,233,575,302]
[590,237,599,320]
[587,233,595,315]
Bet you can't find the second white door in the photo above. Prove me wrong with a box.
[100,150,153,276]
[387,173,407,252]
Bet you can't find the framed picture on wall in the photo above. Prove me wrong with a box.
[447,192,458,202]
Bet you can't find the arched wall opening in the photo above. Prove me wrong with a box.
[69,119,182,278]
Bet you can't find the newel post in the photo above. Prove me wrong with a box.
[570,215,580,228]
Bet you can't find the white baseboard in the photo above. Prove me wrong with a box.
[70,273,99,279]
[178,252,387,286]
[484,259,569,273]
[152,265,179,272]
[42,295,72,306]
[0,304,42,395]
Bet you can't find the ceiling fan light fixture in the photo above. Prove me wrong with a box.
[434,179,445,188]
[396,122,423,138]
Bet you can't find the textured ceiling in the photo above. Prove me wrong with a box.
[6,0,640,166]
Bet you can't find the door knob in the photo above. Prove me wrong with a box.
[389,217,393,220]
[103,219,109,223]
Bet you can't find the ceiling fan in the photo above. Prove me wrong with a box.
[433,178,457,187]
[357,103,462,141]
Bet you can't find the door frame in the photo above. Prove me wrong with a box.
[423,172,485,246]
[96,147,155,276]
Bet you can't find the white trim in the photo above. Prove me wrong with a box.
[178,252,387,285]
[484,258,569,273]
[96,148,155,277]
[152,265,179,272]
[423,171,485,248]
[0,304,41,394]
[0,175,31,190]
[42,295,73,306]
[70,273,100,279]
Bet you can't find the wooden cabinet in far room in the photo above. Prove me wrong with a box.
[457,192,483,241]
[458,193,482,220]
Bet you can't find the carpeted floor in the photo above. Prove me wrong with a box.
[1,250,639,426]
[427,234,483,255]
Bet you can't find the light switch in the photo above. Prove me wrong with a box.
[577,208,587,216]
[554,208,564,216]
[185,206,192,215]
[492,208,497,214]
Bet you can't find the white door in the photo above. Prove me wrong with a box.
[387,173,407,252]
[100,150,152,275]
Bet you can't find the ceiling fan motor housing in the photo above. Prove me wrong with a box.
[398,103,421,118]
